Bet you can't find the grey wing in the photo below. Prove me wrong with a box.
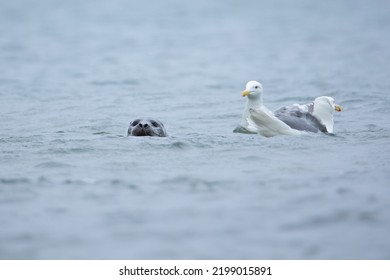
[274,105,327,133]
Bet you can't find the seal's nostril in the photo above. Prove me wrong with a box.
[144,123,149,128]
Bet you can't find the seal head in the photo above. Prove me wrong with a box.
[127,118,167,137]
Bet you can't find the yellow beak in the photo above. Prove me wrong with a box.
[335,104,342,112]
[242,90,250,97]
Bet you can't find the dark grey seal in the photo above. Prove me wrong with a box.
[127,118,167,137]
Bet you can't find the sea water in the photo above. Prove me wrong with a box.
[0,0,389,259]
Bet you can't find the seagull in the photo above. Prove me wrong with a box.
[237,80,342,137]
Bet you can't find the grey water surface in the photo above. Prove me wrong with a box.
[1,0,390,259]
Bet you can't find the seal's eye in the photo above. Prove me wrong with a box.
[151,121,159,127]
[132,119,140,126]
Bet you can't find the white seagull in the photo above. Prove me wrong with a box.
[238,80,342,137]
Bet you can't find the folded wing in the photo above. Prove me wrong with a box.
[274,103,327,133]
[248,108,303,137]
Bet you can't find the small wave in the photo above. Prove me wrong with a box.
[45,147,95,154]
[324,132,337,137]
[0,135,44,143]
[121,79,140,85]
[96,179,138,190]
[0,178,31,185]
[34,161,73,168]
[169,141,189,149]
[63,178,95,185]
[233,126,257,134]
[365,124,384,132]
[280,211,351,231]
[90,80,120,86]
[159,176,229,192]
[90,79,140,86]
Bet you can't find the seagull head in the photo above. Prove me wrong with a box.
[313,96,342,133]
[314,96,342,114]
[242,81,263,100]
